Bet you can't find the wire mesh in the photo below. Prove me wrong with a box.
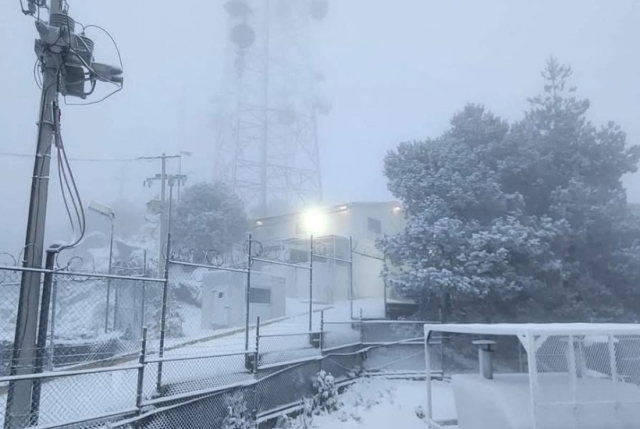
[136,386,253,429]
[532,334,640,429]
[0,367,139,428]
[149,352,255,398]
[0,268,21,378]
[48,272,159,369]
[322,321,361,349]
[362,321,425,344]
[255,360,320,415]
[258,332,320,368]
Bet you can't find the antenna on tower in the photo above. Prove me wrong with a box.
[213,0,328,217]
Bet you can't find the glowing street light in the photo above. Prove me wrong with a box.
[301,208,327,235]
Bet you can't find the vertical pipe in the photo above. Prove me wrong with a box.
[349,236,354,320]
[359,308,364,343]
[425,329,433,423]
[155,232,172,394]
[320,310,324,352]
[136,327,148,414]
[254,317,261,374]
[309,235,313,332]
[245,235,252,351]
[158,154,167,279]
[47,275,58,370]
[141,250,147,332]
[527,333,539,429]
[382,256,388,319]
[30,248,57,425]
[108,217,115,331]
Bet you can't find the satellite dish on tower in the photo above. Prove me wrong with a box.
[309,0,329,20]
[224,0,252,18]
[230,23,255,49]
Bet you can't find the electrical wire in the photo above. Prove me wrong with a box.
[64,24,124,106]
[52,101,86,251]
[0,151,137,163]
[57,144,76,238]
[33,59,43,89]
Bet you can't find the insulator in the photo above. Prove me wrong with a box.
[49,12,76,32]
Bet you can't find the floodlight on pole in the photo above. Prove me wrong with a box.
[88,201,115,333]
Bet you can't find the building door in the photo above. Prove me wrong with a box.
[212,286,229,327]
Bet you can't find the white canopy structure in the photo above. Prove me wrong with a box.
[424,323,640,429]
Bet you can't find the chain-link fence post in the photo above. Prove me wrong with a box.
[320,310,324,352]
[254,317,261,374]
[141,250,147,334]
[47,274,58,370]
[349,236,354,320]
[359,309,364,343]
[156,233,172,395]
[245,235,252,353]
[309,235,313,332]
[136,327,148,417]
[30,247,59,425]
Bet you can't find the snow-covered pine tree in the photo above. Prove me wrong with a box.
[312,371,339,413]
[381,58,640,323]
[172,182,248,264]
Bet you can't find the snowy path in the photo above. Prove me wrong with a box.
[283,379,456,429]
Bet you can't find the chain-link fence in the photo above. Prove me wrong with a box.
[1,254,435,429]
[0,267,21,378]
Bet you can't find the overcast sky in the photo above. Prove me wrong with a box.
[2,0,640,252]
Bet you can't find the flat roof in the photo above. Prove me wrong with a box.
[253,201,400,223]
[424,323,640,337]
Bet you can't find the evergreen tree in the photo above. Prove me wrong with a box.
[382,58,640,322]
[172,182,247,263]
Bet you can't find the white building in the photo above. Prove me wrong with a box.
[200,270,287,329]
[250,202,405,306]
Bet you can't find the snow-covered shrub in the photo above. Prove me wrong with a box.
[274,398,314,429]
[222,391,253,429]
[312,371,339,413]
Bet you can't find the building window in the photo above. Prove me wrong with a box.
[367,217,382,234]
[249,288,271,304]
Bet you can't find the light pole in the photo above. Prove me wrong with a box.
[88,201,115,333]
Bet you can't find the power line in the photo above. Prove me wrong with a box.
[0,151,136,163]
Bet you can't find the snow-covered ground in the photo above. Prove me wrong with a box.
[280,379,456,429]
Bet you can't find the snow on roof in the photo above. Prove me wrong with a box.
[424,323,640,337]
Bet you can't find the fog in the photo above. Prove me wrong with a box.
[2,0,640,252]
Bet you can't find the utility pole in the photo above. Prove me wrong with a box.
[6,2,64,427]
[7,1,123,427]
[141,154,181,278]
[7,2,123,426]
